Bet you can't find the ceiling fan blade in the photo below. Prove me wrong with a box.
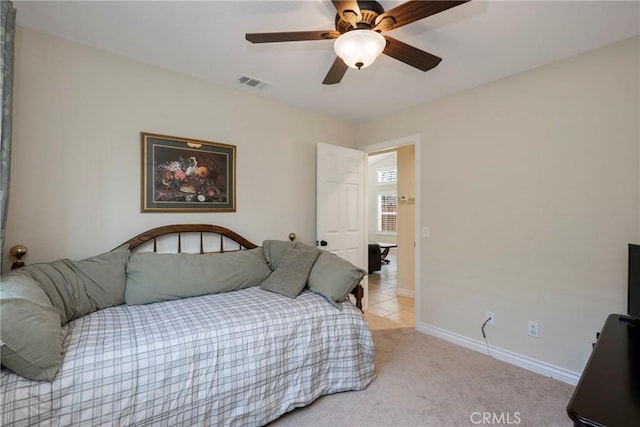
[246,30,340,44]
[322,57,349,85]
[383,36,442,72]
[332,0,361,28]
[374,0,469,31]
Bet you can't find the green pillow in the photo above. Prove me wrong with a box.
[0,273,64,381]
[260,246,320,298]
[125,248,271,305]
[262,240,297,271]
[307,251,367,308]
[13,245,130,324]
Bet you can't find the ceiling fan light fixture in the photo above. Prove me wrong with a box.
[333,30,385,70]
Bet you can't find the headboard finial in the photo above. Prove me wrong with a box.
[10,244,27,270]
[288,232,296,242]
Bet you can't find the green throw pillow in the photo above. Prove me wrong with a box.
[125,248,272,305]
[307,251,367,308]
[262,240,297,271]
[0,273,64,381]
[260,246,320,298]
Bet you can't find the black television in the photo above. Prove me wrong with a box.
[629,244,640,320]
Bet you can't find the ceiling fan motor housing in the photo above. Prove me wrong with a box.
[335,0,385,33]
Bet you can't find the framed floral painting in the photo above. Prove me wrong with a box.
[141,132,236,212]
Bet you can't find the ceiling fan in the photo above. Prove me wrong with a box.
[245,0,470,85]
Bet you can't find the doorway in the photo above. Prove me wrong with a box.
[362,139,418,329]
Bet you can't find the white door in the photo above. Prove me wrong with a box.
[316,143,368,308]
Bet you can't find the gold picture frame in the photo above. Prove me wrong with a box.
[141,132,236,212]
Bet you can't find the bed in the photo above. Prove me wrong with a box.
[0,224,375,426]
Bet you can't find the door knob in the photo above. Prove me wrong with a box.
[320,240,328,247]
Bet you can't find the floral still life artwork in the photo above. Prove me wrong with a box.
[141,133,236,212]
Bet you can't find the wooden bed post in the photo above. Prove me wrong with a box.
[352,283,364,312]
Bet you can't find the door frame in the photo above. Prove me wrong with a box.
[358,134,421,327]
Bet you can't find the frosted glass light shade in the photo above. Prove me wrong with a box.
[333,30,386,70]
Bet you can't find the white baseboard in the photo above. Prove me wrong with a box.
[416,322,580,386]
[395,288,415,298]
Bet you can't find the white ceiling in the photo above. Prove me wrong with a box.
[14,1,640,124]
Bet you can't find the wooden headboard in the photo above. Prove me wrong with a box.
[117,224,364,310]
[119,224,257,253]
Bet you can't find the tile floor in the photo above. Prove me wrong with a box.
[364,251,416,330]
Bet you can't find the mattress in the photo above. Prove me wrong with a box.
[0,287,375,426]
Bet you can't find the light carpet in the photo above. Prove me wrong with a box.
[269,327,574,427]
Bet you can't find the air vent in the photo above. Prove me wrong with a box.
[237,75,271,90]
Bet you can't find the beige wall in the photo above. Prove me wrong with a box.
[4,27,356,265]
[397,145,415,295]
[356,36,640,374]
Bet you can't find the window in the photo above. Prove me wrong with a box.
[377,192,397,234]
[377,167,397,184]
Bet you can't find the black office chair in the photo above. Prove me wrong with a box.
[368,244,382,274]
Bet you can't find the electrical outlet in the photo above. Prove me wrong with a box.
[486,311,495,326]
[528,321,539,337]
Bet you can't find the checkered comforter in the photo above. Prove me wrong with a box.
[0,287,375,426]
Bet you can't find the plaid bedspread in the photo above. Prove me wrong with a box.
[0,287,375,426]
